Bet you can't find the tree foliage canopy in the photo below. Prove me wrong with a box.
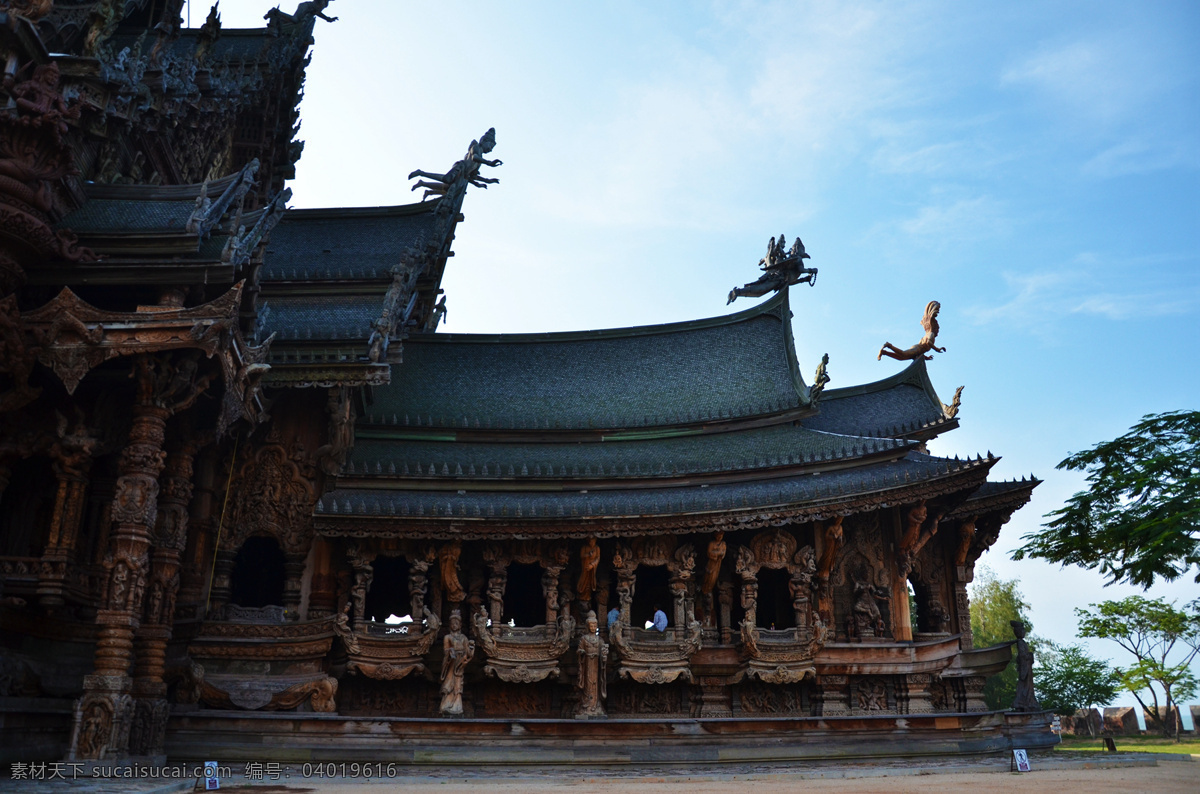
[1013,410,1200,588]
[969,566,1031,710]
[1035,642,1120,718]
[1076,596,1200,737]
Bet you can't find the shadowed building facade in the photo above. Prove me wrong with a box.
[0,1,1052,765]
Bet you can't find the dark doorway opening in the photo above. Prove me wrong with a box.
[0,457,56,557]
[503,562,546,627]
[365,555,411,622]
[756,568,796,629]
[632,565,672,628]
[230,536,285,608]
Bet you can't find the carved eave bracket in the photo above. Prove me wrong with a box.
[20,281,271,428]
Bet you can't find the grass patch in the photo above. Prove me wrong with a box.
[1056,735,1200,755]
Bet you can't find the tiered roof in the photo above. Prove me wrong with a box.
[314,289,1031,540]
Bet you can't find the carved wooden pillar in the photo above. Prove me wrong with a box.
[596,569,610,639]
[717,581,733,645]
[953,577,973,651]
[130,438,198,756]
[207,550,235,613]
[283,552,307,618]
[71,398,169,761]
[409,551,432,624]
[38,441,95,609]
[485,563,505,635]
[307,538,336,619]
[892,580,913,641]
[542,565,560,625]
[348,551,373,625]
[694,676,732,718]
[670,574,688,630]
[904,673,933,714]
[891,508,914,642]
[818,674,849,716]
[963,676,988,712]
[177,445,217,615]
[0,460,12,501]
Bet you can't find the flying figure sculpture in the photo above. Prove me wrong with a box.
[408,128,502,200]
[727,234,817,304]
[877,300,945,362]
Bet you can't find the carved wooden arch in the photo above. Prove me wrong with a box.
[906,542,951,635]
[480,539,569,628]
[223,442,317,557]
[733,528,817,578]
[612,535,695,579]
[344,540,436,624]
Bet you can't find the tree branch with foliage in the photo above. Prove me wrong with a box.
[1013,410,1200,588]
[1034,641,1120,734]
[1076,596,1200,739]
[969,566,1031,710]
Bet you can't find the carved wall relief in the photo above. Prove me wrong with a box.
[224,439,317,558]
[477,681,554,718]
[607,680,689,716]
[831,513,892,641]
[339,676,437,717]
[736,681,813,716]
[908,541,952,636]
[852,676,894,713]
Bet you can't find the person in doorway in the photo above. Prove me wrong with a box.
[651,603,668,632]
[607,606,620,631]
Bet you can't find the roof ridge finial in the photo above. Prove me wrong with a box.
[728,233,817,304]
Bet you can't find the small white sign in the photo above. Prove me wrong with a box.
[1051,715,1062,734]
[1013,748,1031,772]
[203,761,220,790]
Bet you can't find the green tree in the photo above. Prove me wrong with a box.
[1076,596,1200,739]
[1013,410,1200,588]
[1034,641,1120,734]
[969,566,1031,710]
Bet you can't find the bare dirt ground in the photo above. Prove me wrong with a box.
[211,758,1199,794]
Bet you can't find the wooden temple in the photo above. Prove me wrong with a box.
[0,2,1054,766]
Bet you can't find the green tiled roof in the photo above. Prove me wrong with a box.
[261,204,443,282]
[59,198,196,233]
[346,423,911,481]
[260,294,383,343]
[370,291,808,432]
[803,360,950,438]
[318,451,994,522]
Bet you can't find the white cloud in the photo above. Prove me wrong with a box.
[898,196,1008,240]
[1082,137,1200,178]
[972,266,1198,328]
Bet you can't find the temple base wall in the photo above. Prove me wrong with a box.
[0,697,75,765]
[164,709,1058,765]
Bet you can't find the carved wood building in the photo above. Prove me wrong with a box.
[0,2,1053,765]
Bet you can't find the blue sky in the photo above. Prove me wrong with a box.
[198,1,1199,712]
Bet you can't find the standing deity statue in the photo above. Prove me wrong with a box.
[702,531,725,595]
[878,301,946,362]
[576,536,600,601]
[439,609,474,716]
[439,541,465,603]
[1010,620,1040,712]
[576,611,608,718]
